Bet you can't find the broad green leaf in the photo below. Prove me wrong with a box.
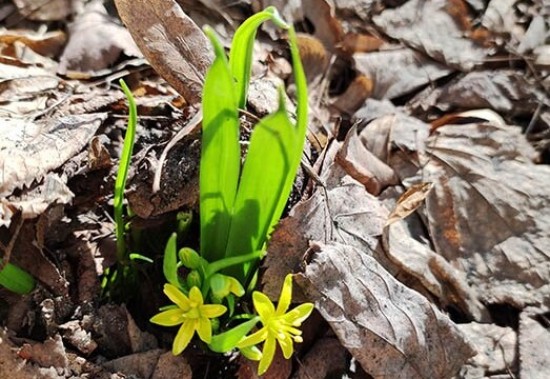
[229,6,288,108]
[200,27,240,262]
[209,316,260,353]
[0,261,35,294]
[223,91,297,280]
[163,233,181,288]
[114,79,137,263]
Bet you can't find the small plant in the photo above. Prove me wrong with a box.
[150,7,313,375]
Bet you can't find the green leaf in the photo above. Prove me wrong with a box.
[229,6,288,108]
[200,27,240,263]
[209,316,260,353]
[0,261,35,294]
[223,90,297,280]
[129,253,153,263]
[114,79,137,263]
[163,233,180,288]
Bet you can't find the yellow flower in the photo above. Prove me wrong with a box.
[150,284,226,355]
[237,274,314,375]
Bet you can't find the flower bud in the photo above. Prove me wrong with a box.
[186,270,202,288]
[179,247,202,269]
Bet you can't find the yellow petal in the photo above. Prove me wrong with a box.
[164,284,191,311]
[188,286,204,306]
[277,332,294,359]
[282,303,314,324]
[227,276,245,297]
[150,309,185,326]
[276,274,293,315]
[236,327,268,349]
[258,336,277,375]
[253,291,275,321]
[196,317,212,343]
[173,319,197,355]
[200,304,227,318]
[240,345,263,361]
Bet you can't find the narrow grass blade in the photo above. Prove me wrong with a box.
[114,79,137,263]
[0,261,35,294]
[200,27,240,262]
[163,233,182,289]
[229,6,288,108]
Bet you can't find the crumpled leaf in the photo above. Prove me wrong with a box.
[519,306,550,379]
[12,0,72,21]
[354,48,452,100]
[114,0,213,104]
[0,113,107,198]
[296,241,475,379]
[423,122,550,306]
[336,122,398,195]
[457,322,517,378]
[410,70,545,116]
[373,0,489,71]
[1,174,74,228]
[58,1,142,76]
[263,144,388,300]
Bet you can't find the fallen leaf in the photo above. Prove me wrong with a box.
[12,0,72,21]
[263,152,389,300]
[410,70,545,116]
[330,74,373,114]
[292,337,347,379]
[297,241,475,379]
[457,322,517,377]
[519,306,550,379]
[114,0,213,104]
[336,122,397,194]
[423,122,550,306]
[152,352,192,379]
[385,182,433,225]
[0,29,66,57]
[354,48,452,100]
[103,349,163,378]
[58,1,142,76]
[373,0,489,70]
[0,113,107,198]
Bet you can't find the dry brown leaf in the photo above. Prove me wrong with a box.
[339,32,385,54]
[386,182,433,225]
[263,152,388,300]
[354,48,452,100]
[291,337,347,379]
[115,0,213,105]
[296,241,475,379]
[373,0,488,70]
[0,29,66,57]
[0,113,107,198]
[519,306,550,379]
[457,322,517,378]
[330,74,373,115]
[336,122,397,194]
[410,70,545,116]
[12,0,73,21]
[58,1,142,76]
[423,122,550,306]
[151,352,192,379]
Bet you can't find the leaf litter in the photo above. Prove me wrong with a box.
[0,0,549,378]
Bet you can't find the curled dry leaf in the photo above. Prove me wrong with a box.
[114,0,213,105]
[12,0,72,21]
[373,0,488,71]
[336,122,397,194]
[423,122,550,306]
[519,306,550,379]
[58,1,142,76]
[296,242,475,379]
[457,322,517,377]
[385,182,433,225]
[354,48,452,100]
[410,70,545,116]
[0,113,107,198]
